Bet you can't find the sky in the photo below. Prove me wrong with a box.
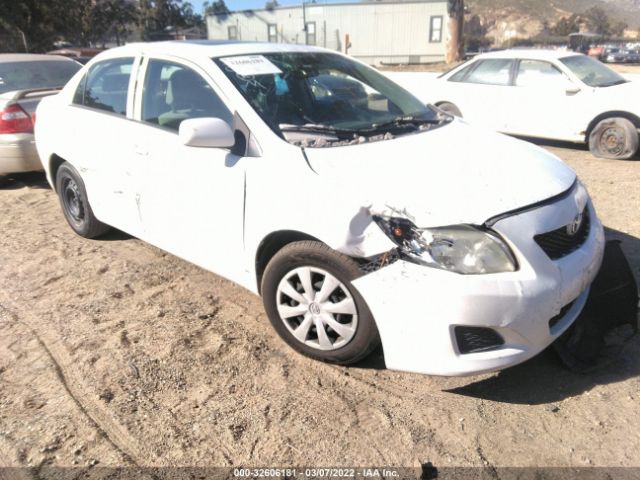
[190,0,357,14]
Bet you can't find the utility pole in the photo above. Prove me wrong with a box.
[302,0,307,44]
[446,0,464,64]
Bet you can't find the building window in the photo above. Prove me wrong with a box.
[430,16,443,43]
[268,23,277,42]
[305,21,316,45]
[228,26,238,40]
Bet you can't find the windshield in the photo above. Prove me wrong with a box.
[215,52,442,144]
[560,55,627,88]
[0,60,81,94]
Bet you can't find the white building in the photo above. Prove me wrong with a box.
[206,0,449,65]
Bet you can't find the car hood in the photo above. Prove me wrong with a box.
[304,120,577,227]
[594,79,640,97]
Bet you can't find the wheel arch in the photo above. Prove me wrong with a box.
[585,111,640,141]
[254,230,322,294]
[49,154,67,192]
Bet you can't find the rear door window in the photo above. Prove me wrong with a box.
[73,57,134,116]
[446,61,475,82]
[464,59,514,86]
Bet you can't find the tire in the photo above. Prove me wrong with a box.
[55,162,110,238]
[436,102,462,117]
[261,241,380,365]
[588,117,639,160]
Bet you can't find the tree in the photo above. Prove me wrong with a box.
[265,0,279,10]
[0,0,92,52]
[584,6,610,35]
[550,14,581,36]
[610,21,628,37]
[139,0,202,39]
[203,0,230,16]
[446,0,464,64]
[90,0,139,47]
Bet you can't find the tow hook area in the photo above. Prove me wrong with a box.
[554,240,639,372]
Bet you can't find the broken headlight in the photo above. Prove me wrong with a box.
[373,216,517,275]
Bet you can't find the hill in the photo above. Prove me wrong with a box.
[469,0,640,23]
[466,0,640,44]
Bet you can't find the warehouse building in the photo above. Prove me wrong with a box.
[206,0,449,65]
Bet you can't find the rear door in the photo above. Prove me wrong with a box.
[444,58,515,131]
[66,56,142,234]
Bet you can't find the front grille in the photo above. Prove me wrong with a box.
[454,326,505,354]
[534,207,590,260]
[548,300,576,330]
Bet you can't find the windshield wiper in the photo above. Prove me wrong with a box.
[367,115,443,132]
[279,115,443,139]
[279,123,361,136]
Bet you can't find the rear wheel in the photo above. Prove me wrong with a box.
[588,117,639,160]
[55,162,110,238]
[261,241,380,365]
[436,102,462,117]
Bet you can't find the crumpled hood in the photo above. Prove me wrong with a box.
[304,120,577,227]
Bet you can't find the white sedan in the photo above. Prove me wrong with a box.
[424,49,640,160]
[35,41,604,376]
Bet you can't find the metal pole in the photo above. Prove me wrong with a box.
[302,0,307,45]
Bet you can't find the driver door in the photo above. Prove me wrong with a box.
[128,57,246,279]
[503,59,584,140]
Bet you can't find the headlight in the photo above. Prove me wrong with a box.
[373,216,517,274]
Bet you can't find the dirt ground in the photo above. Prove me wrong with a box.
[0,141,639,476]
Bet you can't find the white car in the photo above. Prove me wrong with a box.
[424,49,640,160]
[35,41,605,376]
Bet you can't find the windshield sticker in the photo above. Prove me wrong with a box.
[221,55,282,76]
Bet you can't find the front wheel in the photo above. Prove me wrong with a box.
[588,117,639,160]
[55,162,110,238]
[261,241,380,365]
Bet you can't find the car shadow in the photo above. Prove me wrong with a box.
[514,135,640,160]
[445,227,639,405]
[514,136,590,152]
[0,171,50,190]
[98,229,133,241]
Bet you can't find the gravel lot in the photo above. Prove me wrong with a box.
[0,140,639,475]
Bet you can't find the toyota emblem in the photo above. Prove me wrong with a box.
[566,213,583,236]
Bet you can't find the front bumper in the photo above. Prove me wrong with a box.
[0,133,42,175]
[353,190,605,377]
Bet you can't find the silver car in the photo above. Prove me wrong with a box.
[0,54,81,176]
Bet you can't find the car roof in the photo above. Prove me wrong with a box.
[98,40,327,59]
[0,53,77,63]
[474,49,581,62]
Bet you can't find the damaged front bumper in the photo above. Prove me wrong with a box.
[353,194,606,377]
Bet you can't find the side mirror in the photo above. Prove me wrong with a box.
[562,79,581,96]
[179,117,235,148]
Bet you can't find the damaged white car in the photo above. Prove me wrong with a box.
[35,41,605,376]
